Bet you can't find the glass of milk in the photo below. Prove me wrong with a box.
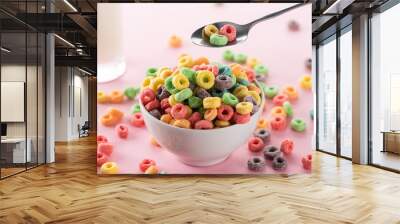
[97,4,126,83]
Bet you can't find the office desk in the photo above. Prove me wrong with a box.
[1,138,31,163]
[381,131,400,154]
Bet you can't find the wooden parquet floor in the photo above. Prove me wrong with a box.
[1,136,400,224]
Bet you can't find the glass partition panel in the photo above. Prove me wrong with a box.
[27,30,38,169]
[1,31,27,177]
[317,36,337,154]
[339,28,352,158]
[371,3,400,171]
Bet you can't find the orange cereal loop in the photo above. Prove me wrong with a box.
[169,35,182,48]
[150,136,161,147]
[230,63,243,76]
[193,56,210,66]
[248,84,261,95]
[97,91,110,104]
[108,108,124,121]
[100,113,114,126]
[257,118,268,129]
[160,114,173,124]
[178,55,194,68]
[159,69,173,80]
[109,90,124,104]
[283,86,298,101]
[271,106,287,117]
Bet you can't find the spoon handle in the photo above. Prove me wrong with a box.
[247,3,304,28]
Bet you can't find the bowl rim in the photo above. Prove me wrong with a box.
[139,81,265,133]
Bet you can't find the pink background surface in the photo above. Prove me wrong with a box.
[97,3,313,174]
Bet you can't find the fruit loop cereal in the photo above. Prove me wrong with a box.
[202,24,237,46]
[138,56,263,129]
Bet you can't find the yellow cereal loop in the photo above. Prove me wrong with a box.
[204,108,218,121]
[236,102,253,115]
[173,119,191,129]
[150,77,164,92]
[168,94,178,106]
[196,70,215,89]
[215,120,230,127]
[246,57,260,69]
[203,97,221,109]
[178,53,189,59]
[247,90,261,105]
[300,75,312,90]
[141,77,153,89]
[202,24,219,38]
[172,74,190,90]
[257,118,268,128]
[169,119,176,125]
[178,55,194,68]
[97,91,110,104]
[233,85,249,99]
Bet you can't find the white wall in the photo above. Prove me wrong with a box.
[54,67,89,141]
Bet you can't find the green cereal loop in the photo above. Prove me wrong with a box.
[290,118,306,132]
[234,53,247,64]
[258,82,268,95]
[283,101,293,117]
[124,87,140,100]
[211,88,226,98]
[180,67,196,83]
[197,107,205,117]
[188,96,202,109]
[146,67,158,77]
[219,65,232,77]
[222,92,239,106]
[210,34,228,46]
[174,88,193,102]
[165,76,179,94]
[129,103,141,114]
[223,50,235,61]
[265,86,279,99]
[237,78,249,86]
[254,64,268,76]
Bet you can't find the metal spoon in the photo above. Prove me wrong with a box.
[191,3,304,47]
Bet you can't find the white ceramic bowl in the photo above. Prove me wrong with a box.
[140,89,264,167]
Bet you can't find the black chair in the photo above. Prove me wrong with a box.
[79,121,90,138]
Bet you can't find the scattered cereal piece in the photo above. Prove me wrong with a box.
[272,155,287,170]
[115,124,129,139]
[263,146,280,160]
[97,152,108,167]
[145,165,159,174]
[169,35,182,48]
[100,162,119,174]
[248,137,265,152]
[302,154,312,170]
[290,118,306,132]
[98,142,113,156]
[280,139,294,155]
[139,159,156,172]
[247,157,266,171]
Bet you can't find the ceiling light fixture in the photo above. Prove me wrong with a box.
[323,0,355,14]
[63,0,78,12]
[54,34,75,48]
[1,47,11,53]
[78,67,92,76]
